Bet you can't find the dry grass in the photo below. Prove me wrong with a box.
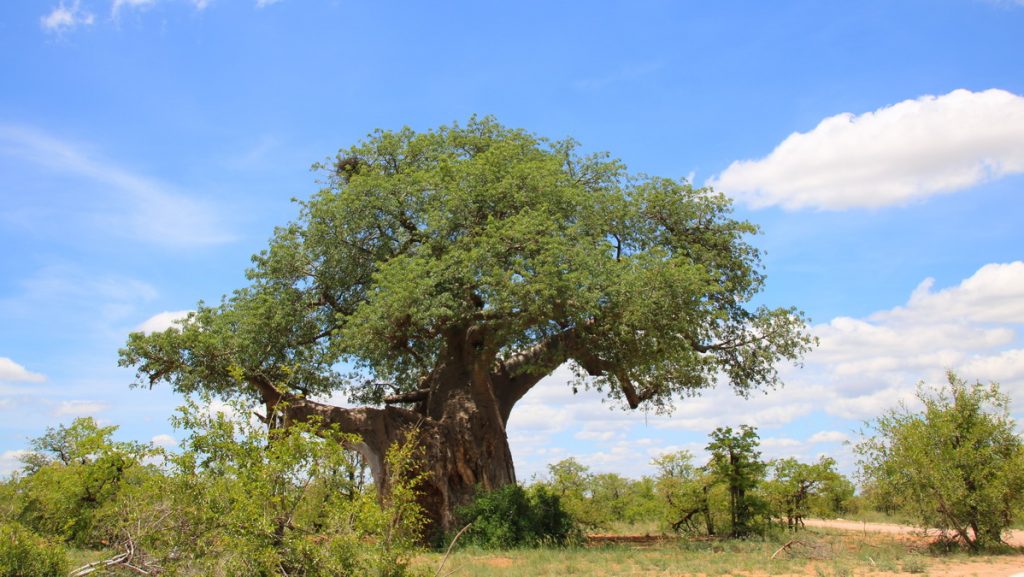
[415,528,1024,577]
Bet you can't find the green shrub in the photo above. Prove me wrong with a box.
[0,522,68,577]
[457,484,579,549]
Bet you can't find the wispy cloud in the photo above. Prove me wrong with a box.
[256,0,283,7]
[575,61,662,91]
[54,400,110,417]
[112,0,157,19]
[0,125,233,248]
[711,89,1024,210]
[0,358,46,384]
[41,1,95,33]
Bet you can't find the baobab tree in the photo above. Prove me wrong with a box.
[120,117,813,537]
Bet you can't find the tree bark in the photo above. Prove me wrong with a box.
[249,325,527,542]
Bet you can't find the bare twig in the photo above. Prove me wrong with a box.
[434,523,473,577]
[770,539,800,560]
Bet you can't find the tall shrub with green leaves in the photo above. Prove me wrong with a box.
[12,418,152,546]
[652,450,718,535]
[107,396,425,577]
[763,456,847,529]
[0,522,68,577]
[707,425,765,538]
[456,484,577,548]
[856,372,1024,550]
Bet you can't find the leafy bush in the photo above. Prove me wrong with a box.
[110,396,427,577]
[457,484,578,548]
[0,522,68,577]
[856,372,1024,550]
[11,418,152,546]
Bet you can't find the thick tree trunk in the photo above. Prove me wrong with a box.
[251,324,531,541]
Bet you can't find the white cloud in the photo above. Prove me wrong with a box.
[506,402,571,434]
[151,433,177,447]
[882,262,1024,324]
[136,310,192,334]
[711,89,1024,210]
[256,0,283,7]
[506,262,1024,478]
[807,262,1024,405]
[760,437,802,449]
[574,430,617,442]
[112,0,157,18]
[0,358,46,384]
[41,1,95,32]
[0,125,233,248]
[193,0,212,9]
[54,400,109,417]
[0,450,31,477]
[808,430,849,444]
[0,266,161,337]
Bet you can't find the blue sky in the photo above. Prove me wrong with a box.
[2,0,1024,480]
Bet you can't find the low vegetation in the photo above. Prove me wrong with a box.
[1,372,1021,577]
[1,398,426,577]
[855,371,1024,551]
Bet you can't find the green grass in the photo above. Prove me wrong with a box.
[418,529,928,577]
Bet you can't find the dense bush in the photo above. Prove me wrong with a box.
[10,418,152,546]
[1,398,427,577]
[457,484,578,548]
[0,522,68,577]
[856,372,1024,550]
[114,396,427,577]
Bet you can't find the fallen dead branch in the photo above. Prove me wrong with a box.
[769,538,834,561]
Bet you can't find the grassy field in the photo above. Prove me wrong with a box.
[414,529,985,577]
[65,526,1024,576]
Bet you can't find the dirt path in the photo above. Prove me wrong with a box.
[802,518,1024,547]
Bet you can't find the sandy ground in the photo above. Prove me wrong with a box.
[584,521,1024,576]
[802,518,1024,547]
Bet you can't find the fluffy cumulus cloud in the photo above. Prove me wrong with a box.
[0,450,31,476]
[808,430,849,444]
[0,358,46,383]
[807,261,1024,419]
[54,400,109,417]
[710,89,1024,210]
[41,1,95,32]
[508,261,1024,478]
[151,434,177,447]
[136,310,192,334]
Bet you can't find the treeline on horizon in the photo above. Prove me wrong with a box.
[1,372,1022,577]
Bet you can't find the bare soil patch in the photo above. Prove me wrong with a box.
[803,518,1024,547]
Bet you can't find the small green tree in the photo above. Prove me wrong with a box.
[544,458,607,530]
[856,372,1024,550]
[764,456,846,530]
[12,418,152,546]
[619,476,661,525]
[706,425,765,537]
[652,450,717,535]
[813,467,856,518]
